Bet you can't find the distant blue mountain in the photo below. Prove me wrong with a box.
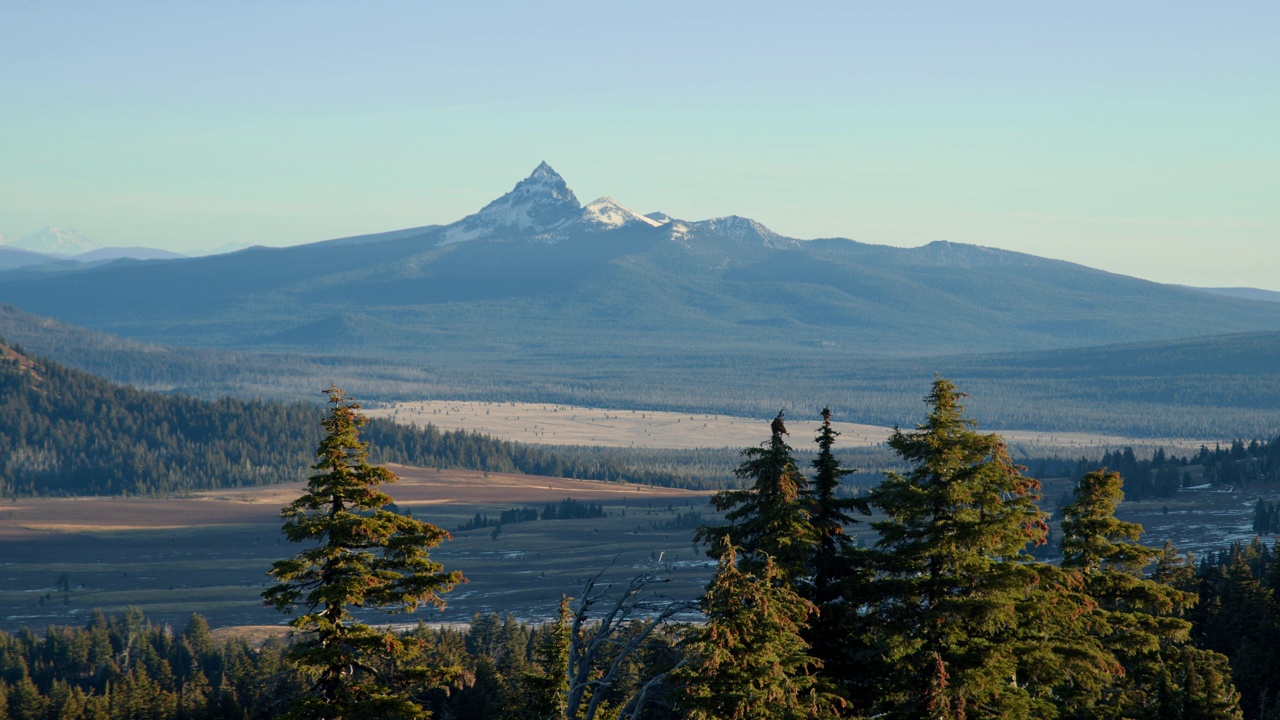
[0,236,184,270]
[74,247,186,262]
[0,163,1276,367]
[1193,287,1280,304]
[0,246,56,271]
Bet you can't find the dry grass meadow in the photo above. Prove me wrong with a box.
[0,467,713,632]
[365,400,1218,456]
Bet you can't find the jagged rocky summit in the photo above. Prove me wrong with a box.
[439,162,795,247]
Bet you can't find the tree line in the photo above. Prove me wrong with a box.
[182,383,1277,718]
[3,379,1273,719]
[0,605,667,720]
[1064,438,1280,502]
[5,337,1277,500]
[4,301,1279,442]
[0,344,717,497]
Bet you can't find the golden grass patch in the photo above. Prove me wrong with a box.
[367,400,1221,456]
[0,468,707,541]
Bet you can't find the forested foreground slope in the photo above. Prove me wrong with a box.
[0,342,702,496]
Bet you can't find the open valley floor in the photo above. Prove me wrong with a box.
[0,467,712,632]
[1,463,1274,633]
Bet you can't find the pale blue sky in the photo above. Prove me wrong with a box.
[1,1,1277,289]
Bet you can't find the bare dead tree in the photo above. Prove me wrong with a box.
[562,563,696,720]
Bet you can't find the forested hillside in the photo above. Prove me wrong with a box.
[3,303,1278,439]
[0,341,318,496]
[4,335,1276,499]
[0,342,708,497]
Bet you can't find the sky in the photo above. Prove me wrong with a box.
[1,1,1277,289]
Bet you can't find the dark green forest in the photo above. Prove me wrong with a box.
[0,342,729,497]
[5,335,1279,502]
[1066,439,1280,502]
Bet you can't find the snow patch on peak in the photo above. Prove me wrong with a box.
[689,215,795,248]
[643,212,674,225]
[580,197,664,229]
[441,163,582,244]
[500,161,578,207]
[11,226,99,255]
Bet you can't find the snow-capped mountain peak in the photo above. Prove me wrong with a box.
[579,197,665,229]
[9,226,99,255]
[437,164,793,248]
[526,160,561,183]
[441,162,582,244]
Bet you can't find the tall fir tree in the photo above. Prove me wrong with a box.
[504,597,571,720]
[808,406,869,602]
[1058,468,1242,719]
[695,410,817,585]
[263,386,464,720]
[807,407,871,702]
[673,542,840,720]
[865,378,1052,719]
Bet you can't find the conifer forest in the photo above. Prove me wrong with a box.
[5,374,1280,720]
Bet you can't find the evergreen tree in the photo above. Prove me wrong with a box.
[807,407,871,701]
[263,386,464,720]
[505,598,571,720]
[674,542,840,720]
[1188,547,1275,720]
[8,675,44,720]
[1058,469,1191,717]
[695,411,817,585]
[808,406,868,601]
[1160,646,1244,720]
[1059,469,1244,719]
[865,378,1051,719]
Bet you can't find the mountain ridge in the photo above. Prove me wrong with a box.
[0,162,1276,395]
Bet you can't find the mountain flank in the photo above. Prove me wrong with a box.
[0,163,1275,363]
[0,164,1276,440]
[0,303,1276,439]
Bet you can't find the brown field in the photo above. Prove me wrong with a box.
[2,455,1263,636]
[366,400,1220,455]
[0,468,714,633]
[0,466,698,537]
